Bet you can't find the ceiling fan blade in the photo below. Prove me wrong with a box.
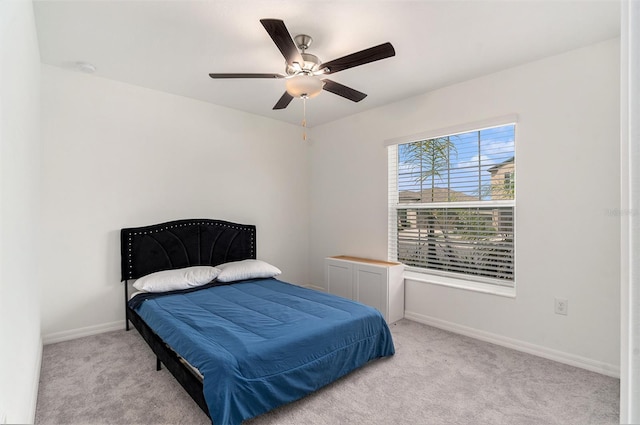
[209,73,285,79]
[260,19,304,66]
[273,92,294,110]
[319,42,395,75]
[322,79,367,102]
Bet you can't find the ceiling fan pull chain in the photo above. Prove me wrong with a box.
[302,97,307,141]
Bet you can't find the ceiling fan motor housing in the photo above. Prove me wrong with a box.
[286,53,321,75]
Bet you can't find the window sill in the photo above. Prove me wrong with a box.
[403,270,516,298]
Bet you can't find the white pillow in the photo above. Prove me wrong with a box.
[216,259,281,283]
[133,266,220,293]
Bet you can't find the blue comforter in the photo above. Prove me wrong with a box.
[131,278,395,425]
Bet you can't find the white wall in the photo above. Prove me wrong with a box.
[0,1,43,423]
[310,39,620,374]
[39,65,310,340]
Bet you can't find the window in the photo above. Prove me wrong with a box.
[388,122,516,287]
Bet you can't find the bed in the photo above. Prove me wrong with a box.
[121,218,395,425]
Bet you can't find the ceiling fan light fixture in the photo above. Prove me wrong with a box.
[285,74,323,99]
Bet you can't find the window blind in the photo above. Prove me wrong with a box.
[388,122,516,286]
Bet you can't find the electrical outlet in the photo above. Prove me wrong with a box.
[555,298,568,315]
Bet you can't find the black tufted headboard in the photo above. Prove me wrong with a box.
[120,219,256,282]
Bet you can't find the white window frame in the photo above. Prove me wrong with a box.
[386,115,517,297]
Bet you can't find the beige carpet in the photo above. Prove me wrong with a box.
[35,319,619,425]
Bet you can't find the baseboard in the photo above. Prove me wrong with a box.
[40,312,618,378]
[42,320,126,345]
[404,311,620,378]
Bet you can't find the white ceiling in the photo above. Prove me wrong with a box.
[33,0,621,127]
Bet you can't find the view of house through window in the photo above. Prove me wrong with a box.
[388,123,516,286]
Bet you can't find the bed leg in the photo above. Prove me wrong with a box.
[156,358,162,371]
[124,280,130,331]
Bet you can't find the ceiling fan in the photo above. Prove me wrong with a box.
[209,19,396,110]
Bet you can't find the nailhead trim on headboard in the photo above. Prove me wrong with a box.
[121,219,256,281]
